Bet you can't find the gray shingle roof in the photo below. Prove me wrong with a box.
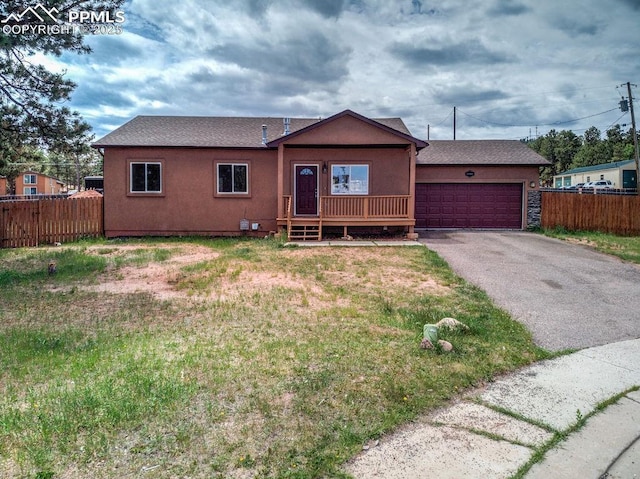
[417,140,551,166]
[93,113,415,148]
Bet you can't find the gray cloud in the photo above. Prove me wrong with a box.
[431,86,510,106]
[390,40,512,68]
[299,0,347,18]
[551,16,599,37]
[487,0,531,16]
[209,31,351,84]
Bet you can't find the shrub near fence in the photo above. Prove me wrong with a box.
[541,191,640,236]
[0,197,103,248]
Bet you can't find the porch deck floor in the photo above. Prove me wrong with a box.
[284,240,422,247]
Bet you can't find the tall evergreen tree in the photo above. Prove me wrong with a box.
[0,0,124,172]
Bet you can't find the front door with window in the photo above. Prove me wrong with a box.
[295,165,318,216]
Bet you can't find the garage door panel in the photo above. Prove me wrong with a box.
[415,183,523,229]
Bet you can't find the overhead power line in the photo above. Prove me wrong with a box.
[456,107,620,128]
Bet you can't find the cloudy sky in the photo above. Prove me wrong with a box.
[40,0,640,141]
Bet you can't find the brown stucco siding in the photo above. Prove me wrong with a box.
[103,147,278,237]
[282,147,412,198]
[281,115,413,146]
[415,164,541,186]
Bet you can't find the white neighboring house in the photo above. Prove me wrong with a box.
[553,159,638,189]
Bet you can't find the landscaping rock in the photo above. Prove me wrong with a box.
[436,317,469,332]
[438,340,454,352]
[420,338,434,350]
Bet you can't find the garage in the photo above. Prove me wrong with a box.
[415,183,523,229]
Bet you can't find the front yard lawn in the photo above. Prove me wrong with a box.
[0,238,547,479]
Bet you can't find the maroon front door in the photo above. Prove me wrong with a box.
[295,166,318,216]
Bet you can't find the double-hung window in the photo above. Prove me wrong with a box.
[217,163,248,194]
[331,165,369,195]
[130,162,162,193]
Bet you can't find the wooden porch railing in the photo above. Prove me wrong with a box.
[281,195,411,219]
[321,195,410,218]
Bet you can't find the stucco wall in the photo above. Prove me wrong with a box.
[103,147,278,237]
[282,147,411,198]
[415,164,540,186]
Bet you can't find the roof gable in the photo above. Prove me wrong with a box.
[266,110,427,149]
[417,140,550,166]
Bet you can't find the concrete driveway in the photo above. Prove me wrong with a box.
[420,231,640,351]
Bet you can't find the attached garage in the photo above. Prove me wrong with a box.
[415,140,550,230]
[415,183,523,229]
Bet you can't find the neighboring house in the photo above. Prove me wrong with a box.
[0,175,7,195]
[553,160,638,189]
[15,171,65,195]
[415,140,550,229]
[93,110,548,239]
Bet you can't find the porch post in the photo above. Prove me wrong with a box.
[407,144,416,235]
[277,144,284,220]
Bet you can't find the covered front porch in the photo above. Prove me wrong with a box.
[277,195,415,241]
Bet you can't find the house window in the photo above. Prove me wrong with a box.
[331,165,369,195]
[130,162,162,193]
[600,174,605,180]
[24,187,37,195]
[24,174,37,185]
[217,163,248,194]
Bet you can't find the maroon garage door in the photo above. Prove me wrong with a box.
[415,183,523,229]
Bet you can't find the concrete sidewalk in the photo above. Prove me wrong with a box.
[345,338,640,478]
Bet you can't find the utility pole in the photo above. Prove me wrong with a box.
[453,106,456,140]
[624,82,640,193]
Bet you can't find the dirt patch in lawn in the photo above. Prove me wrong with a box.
[82,244,221,300]
[71,243,449,304]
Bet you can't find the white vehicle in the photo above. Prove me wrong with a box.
[581,182,594,189]
[592,180,614,189]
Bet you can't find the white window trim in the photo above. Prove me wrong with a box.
[130,161,162,193]
[331,164,369,195]
[217,162,249,194]
[24,174,37,185]
[24,187,37,195]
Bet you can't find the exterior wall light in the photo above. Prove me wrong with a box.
[529,181,536,188]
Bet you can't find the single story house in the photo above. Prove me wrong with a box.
[93,110,548,239]
[553,160,638,189]
[15,171,65,195]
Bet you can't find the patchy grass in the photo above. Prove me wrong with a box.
[542,228,640,264]
[0,238,547,479]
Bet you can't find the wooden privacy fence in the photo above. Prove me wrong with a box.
[0,197,103,248]
[541,191,640,235]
